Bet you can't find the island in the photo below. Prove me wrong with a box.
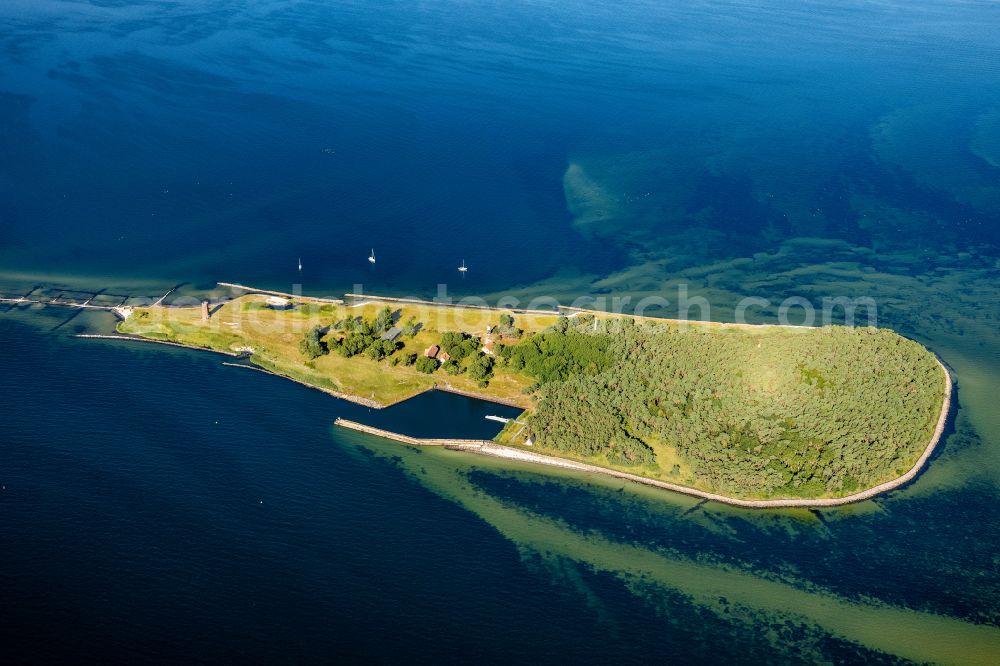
[116,286,951,507]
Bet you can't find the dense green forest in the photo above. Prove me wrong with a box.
[503,318,944,498]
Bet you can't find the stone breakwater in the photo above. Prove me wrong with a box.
[333,419,491,446]
[335,356,952,509]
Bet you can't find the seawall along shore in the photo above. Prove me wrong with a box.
[343,293,557,315]
[218,282,345,305]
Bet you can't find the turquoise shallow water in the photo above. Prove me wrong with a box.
[3,0,1000,662]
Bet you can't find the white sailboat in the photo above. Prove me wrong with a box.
[368,248,376,264]
[298,257,302,272]
[458,259,468,273]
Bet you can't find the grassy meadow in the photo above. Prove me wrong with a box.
[119,294,559,407]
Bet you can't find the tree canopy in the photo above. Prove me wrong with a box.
[513,321,942,497]
[329,312,401,360]
[439,331,481,361]
[415,356,438,374]
[499,329,614,384]
[299,325,328,359]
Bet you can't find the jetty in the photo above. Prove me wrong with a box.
[334,419,490,446]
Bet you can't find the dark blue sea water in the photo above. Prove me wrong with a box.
[0,316,568,662]
[3,1,1000,663]
[2,0,997,296]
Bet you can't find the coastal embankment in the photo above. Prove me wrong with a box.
[225,364,383,408]
[74,333,243,356]
[558,305,821,330]
[336,356,952,509]
[433,384,523,408]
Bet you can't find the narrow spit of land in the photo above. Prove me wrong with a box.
[112,282,950,506]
